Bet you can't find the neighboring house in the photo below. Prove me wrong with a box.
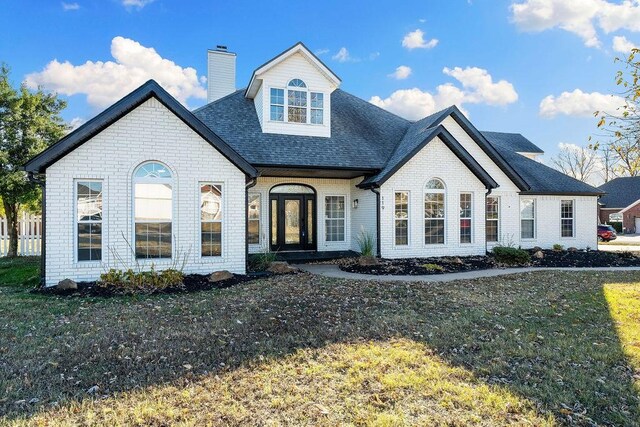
[598,177,640,233]
[24,42,604,286]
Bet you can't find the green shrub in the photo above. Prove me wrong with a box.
[492,246,530,265]
[248,250,278,271]
[421,263,444,271]
[553,244,564,251]
[99,266,184,293]
[356,229,375,257]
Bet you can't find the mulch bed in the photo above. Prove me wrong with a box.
[340,249,640,276]
[33,272,273,298]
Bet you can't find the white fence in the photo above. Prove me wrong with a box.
[0,212,42,256]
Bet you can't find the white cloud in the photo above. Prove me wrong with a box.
[539,89,625,117]
[332,47,352,62]
[25,36,206,109]
[121,0,155,8]
[369,51,380,60]
[315,48,329,56]
[402,29,439,50]
[370,67,518,120]
[612,35,638,52]
[510,0,640,48]
[62,2,80,10]
[389,65,412,80]
[68,117,85,132]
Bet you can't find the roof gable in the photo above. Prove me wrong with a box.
[245,42,341,98]
[24,80,257,177]
[359,124,498,190]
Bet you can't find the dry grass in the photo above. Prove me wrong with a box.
[0,258,639,426]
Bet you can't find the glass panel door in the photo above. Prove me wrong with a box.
[284,199,301,244]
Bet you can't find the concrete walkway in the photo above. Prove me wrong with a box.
[294,263,640,283]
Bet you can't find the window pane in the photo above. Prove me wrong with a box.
[201,184,222,221]
[248,194,260,245]
[311,92,323,108]
[288,79,306,88]
[310,109,323,124]
[288,90,307,107]
[135,183,172,221]
[77,181,102,221]
[135,222,172,259]
[520,199,534,219]
[395,192,409,246]
[201,222,222,256]
[486,197,499,220]
[521,220,534,239]
[134,162,172,179]
[520,199,535,239]
[561,200,574,237]
[325,196,345,242]
[271,199,277,245]
[425,219,445,244]
[307,199,314,245]
[270,105,284,121]
[77,223,102,261]
[270,88,284,105]
[460,194,472,244]
[486,220,499,242]
[426,179,444,190]
[288,107,307,123]
[486,196,499,243]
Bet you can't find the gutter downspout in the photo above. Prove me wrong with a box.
[370,187,381,258]
[245,177,258,271]
[27,172,46,286]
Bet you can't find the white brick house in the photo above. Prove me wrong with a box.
[25,42,603,286]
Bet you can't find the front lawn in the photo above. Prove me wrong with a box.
[1,258,639,425]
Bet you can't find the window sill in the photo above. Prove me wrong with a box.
[74,261,102,269]
[267,120,325,127]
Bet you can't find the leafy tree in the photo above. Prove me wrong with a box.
[0,65,66,257]
[595,49,640,177]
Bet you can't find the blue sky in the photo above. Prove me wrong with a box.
[0,0,635,159]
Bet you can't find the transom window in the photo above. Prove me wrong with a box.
[201,184,223,256]
[521,198,535,239]
[561,200,574,238]
[459,193,472,244]
[76,180,102,261]
[134,162,172,259]
[424,179,445,245]
[486,196,500,242]
[269,78,324,125]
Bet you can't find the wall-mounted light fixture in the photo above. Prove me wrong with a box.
[352,199,359,209]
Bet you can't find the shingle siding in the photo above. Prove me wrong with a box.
[45,98,246,286]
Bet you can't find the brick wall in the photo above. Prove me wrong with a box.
[45,97,247,286]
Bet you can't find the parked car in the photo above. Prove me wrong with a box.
[598,224,617,242]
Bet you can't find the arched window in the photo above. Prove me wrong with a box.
[424,178,445,244]
[134,161,173,259]
[287,78,308,123]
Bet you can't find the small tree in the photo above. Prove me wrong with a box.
[0,65,66,257]
[551,143,599,183]
[595,48,640,177]
[598,145,619,183]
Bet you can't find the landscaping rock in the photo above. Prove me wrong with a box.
[267,261,298,274]
[568,247,578,252]
[358,255,379,266]
[533,251,544,259]
[532,246,543,252]
[56,279,77,291]
[209,270,234,283]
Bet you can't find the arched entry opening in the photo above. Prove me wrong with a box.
[269,184,316,252]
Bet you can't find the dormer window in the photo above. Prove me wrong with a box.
[268,78,324,125]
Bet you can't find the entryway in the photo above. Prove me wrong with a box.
[269,184,316,252]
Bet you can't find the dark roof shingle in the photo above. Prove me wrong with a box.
[598,177,640,208]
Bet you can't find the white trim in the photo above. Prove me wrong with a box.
[324,194,347,243]
[393,190,410,247]
[618,198,640,214]
[132,161,174,261]
[424,178,446,246]
[459,192,473,245]
[74,178,104,265]
[199,181,224,259]
[520,197,536,240]
[560,199,576,239]
[246,44,340,98]
[267,83,325,126]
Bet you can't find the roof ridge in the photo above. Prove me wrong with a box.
[192,88,245,113]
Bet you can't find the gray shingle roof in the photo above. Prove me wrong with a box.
[482,133,604,196]
[193,89,409,169]
[481,131,544,154]
[598,177,640,208]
